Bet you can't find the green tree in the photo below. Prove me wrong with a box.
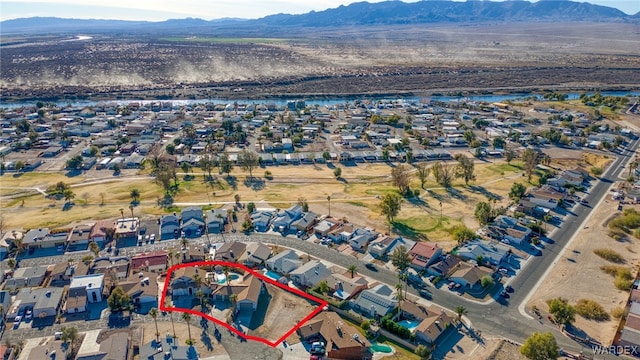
[415,344,431,359]
[130,188,141,204]
[347,264,358,278]
[522,148,540,182]
[452,225,476,246]
[166,143,176,155]
[60,326,79,352]
[454,305,467,321]
[247,202,256,213]
[474,201,493,225]
[199,154,215,180]
[415,163,430,189]
[390,245,410,271]
[492,137,506,149]
[149,307,160,341]
[590,167,603,177]
[107,286,132,312]
[63,189,75,204]
[520,332,559,360]
[432,161,454,188]
[220,152,233,175]
[505,148,517,164]
[547,297,576,327]
[463,130,476,143]
[333,167,342,178]
[89,241,100,256]
[15,160,25,172]
[481,275,494,288]
[182,312,193,345]
[509,182,527,201]
[181,162,192,177]
[238,149,259,178]
[66,155,84,170]
[380,193,402,223]
[455,155,476,185]
[391,164,411,194]
[315,280,330,294]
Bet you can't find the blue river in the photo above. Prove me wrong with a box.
[1,90,638,109]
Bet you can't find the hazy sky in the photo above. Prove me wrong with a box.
[1,0,638,21]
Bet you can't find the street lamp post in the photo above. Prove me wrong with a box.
[439,202,443,224]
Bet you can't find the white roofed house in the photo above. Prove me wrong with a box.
[265,249,301,274]
[289,260,331,288]
[351,284,398,319]
[66,274,105,314]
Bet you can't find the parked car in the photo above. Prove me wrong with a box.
[419,289,432,299]
[500,291,510,298]
[365,263,377,271]
[505,285,514,293]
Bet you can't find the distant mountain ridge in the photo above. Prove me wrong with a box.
[1,1,636,34]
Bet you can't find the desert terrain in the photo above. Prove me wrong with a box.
[1,22,639,102]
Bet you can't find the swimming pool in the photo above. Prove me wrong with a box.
[369,343,393,353]
[397,319,420,332]
[264,270,282,280]
[216,273,239,284]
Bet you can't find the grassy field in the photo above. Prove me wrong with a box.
[0,155,608,244]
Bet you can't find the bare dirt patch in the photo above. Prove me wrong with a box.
[139,319,229,358]
[249,282,322,344]
[527,193,639,345]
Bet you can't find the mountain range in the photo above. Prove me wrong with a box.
[1,0,638,34]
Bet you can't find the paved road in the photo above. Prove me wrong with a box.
[8,139,638,357]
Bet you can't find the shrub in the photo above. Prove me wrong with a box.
[361,320,370,331]
[575,299,610,321]
[593,248,625,263]
[481,275,494,288]
[611,306,628,319]
[415,344,430,359]
[601,265,634,290]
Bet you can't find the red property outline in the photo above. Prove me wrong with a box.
[160,261,328,347]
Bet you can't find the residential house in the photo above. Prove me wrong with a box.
[67,223,93,249]
[140,335,198,360]
[352,284,397,318]
[131,251,167,273]
[548,171,584,190]
[21,227,51,251]
[0,290,11,327]
[90,220,115,245]
[516,199,549,218]
[235,275,265,312]
[272,205,303,233]
[291,212,318,233]
[160,214,180,240]
[119,271,158,312]
[449,263,494,288]
[367,236,397,258]
[328,223,354,243]
[493,215,532,245]
[313,219,339,238]
[214,241,246,262]
[187,245,207,263]
[66,274,104,313]
[265,249,301,274]
[297,311,371,360]
[250,211,273,232]
[414,308,453,345]
[48,262,75,287]
[76,331,129,360]
[205,208,228,234]
[427,254,461,277]
[456,239,510,266]
[4,265,48,288]
[26,287,64,320]
[409,242,442,271]
[24,339,67,360]
[385,238,417,259]
[181,207,204,237]
[239,242,272,267]
[528,185,567,209]
[0,231,22,260]
[114,217,139,240]
[322,273,368,300]
[289,260,331,288]
[349,234,370,252]
[170,267,211,301]
[92,257,130,280]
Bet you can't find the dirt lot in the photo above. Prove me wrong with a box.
[527,189,638,345]
[1,23,638,101]
[139,319,229,358]
[249,282,321,343]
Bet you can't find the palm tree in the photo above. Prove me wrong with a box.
[454,305,468,322]
[130,188,140,204]
[223,267,231,287]
[169,312,177,338]
[149,308,160,342]
[89,241,100,257]
[168,248,175,267]
[129,205,134,219]
[327,195,331,217]
[347,264,357,278]
[61,326,79,352]
[119,208,125,222]
[395,282,404,315]
[182,312,192,344]
[399,272,409,299]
